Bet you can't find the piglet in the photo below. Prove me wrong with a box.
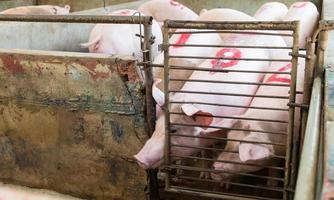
[138,0,198,27]
[0,5,70,15]
[254,2,288,21]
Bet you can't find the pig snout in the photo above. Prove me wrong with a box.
[134,137,165,169]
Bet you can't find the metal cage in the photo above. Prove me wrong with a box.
[160,20,303,200]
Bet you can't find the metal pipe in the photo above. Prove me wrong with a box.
[173,175,285,192]
[171,154,286,170]
[0,14,153,24]
[169,55,291,62]
[163,21,171,190]
[169,90,289,99]
[169,165,285,181]
[170,132,287,145]
[294,77,322,200]
[170,30,293,36]
[166,186,282,200]
[166,20,298,31]
[168,43,292,49]
[284,21,299,200]
[170,101,289,111]
[170,111,289,123]
[170,78,290,87]
[169,65,291,74]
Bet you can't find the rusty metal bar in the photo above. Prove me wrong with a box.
[0,14,153,24]
[170,101,289,111]
[171,154,286,171]
[168,165,285,181]
[170,132,287,145]
[168,43,292,49]
[169,65,292,74]
[169,55,291,62]
[170,78,290,87]
[170,30,293,36]
[165,20,298,31]
[170,111,289,123]
[167,186,282,200]
[169,90,290,99]
[170,144,286,159]
[163,21,171,191]
[284,21,299,200]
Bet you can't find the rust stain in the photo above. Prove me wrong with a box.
[117,62,139,84]
[81,60,111,81]
[0,55,25,74]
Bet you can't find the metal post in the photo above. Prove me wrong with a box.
[316,30,329,77]
[143,20,160,200]
[163,20,171,190]
[284,21,299,200]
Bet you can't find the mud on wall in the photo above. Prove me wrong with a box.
[0,49,148,200]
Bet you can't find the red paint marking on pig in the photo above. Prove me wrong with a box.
[170,0,184,9]
[173,33,191,48]
[1,55,25,74]
[112,9,133,16]
[265,63,292,84]
[82,61,110,81]
[292,2,308,8]
[210,48,242,74]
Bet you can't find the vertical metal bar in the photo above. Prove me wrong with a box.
[316,30,329,77]
[144,21,160,200]
[163,20,171,190]
[284,21,299,200]
[300,38,316,150]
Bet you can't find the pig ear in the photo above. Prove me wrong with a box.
[65,5,71,11]
[199,9,208,15]
[239,143,273,162]
[181,104,213,128]
[152,79,165,106]
[181,104,200,116]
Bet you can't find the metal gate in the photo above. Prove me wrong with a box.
[161,20,301,200]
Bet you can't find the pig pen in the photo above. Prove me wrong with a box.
[0,13,156,200]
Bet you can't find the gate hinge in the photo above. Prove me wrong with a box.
[159,43,168,51]
[287,102,309,109]
[289,52,311,59]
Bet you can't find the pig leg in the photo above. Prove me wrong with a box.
[199,150,211,179]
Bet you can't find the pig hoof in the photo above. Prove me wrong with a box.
[266,179,279,187]
[200,172,210,179]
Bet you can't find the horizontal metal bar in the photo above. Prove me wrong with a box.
[0,14,153,24]
[319,20,334,30]
[165,20,298,31]
[170,131,286,144]
[169,90,290,99]
[169,65,292,74]
[166,186,282,200]
[170,144,286,159]
[168,165,285,181]
[168,43,293,49]
[173,175,285,192]
[170,112,289,123]
[170,30,293,37]
[171,154,286,171]
[170,101,289,111]
[169,55,291,62]
[170,78,290,87]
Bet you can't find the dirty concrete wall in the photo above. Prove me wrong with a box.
[0,49,148,200]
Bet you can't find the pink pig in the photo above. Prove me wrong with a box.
[211,49,305,187]
[0,5,70,15]
[254,2,288,21]
[138,0,198,27]
[135,32,271,169]
[281,2,319,48]
[80,9,163,60]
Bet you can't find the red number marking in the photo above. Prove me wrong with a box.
[265,63,292,83]
[173,33,192,48]
[170,0,184,9]
[210,48,242,74]
[112,9,132,16]
[292,2,308,8]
